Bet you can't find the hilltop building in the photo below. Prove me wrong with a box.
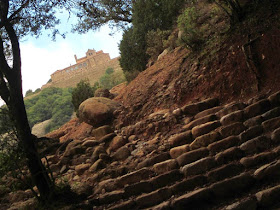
[43,49,122,89]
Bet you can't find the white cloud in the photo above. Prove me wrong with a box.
[20,25,122,94]
[21,41,76,94]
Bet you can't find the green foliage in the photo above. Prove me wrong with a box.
[146,29,171,61]
[99,68,126,90]
[25,87,73,132]
[25,89,33,97]
[119,0,185,75]
[71,79,94,113]
[177,6,205,51]
[105,67,114,75]
[73,0,133,33]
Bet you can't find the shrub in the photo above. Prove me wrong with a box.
[146,29,171,61]
[25,87,74,132]
[71,79,94,114]
[177,6,205,51]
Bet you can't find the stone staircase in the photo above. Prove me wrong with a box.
[88,91,280,209]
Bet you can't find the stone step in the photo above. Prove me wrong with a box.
[255,184,280,208]
[181,98,219,116]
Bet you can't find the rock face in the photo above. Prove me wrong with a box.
[78,97,121,127]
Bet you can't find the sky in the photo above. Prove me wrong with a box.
[20,26,122,94]
[0,10,123,106]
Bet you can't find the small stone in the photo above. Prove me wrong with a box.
[112,146,130,160]
[75,163,90,175]
[92,125,113,140]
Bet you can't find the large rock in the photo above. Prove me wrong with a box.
[78,97,121,127]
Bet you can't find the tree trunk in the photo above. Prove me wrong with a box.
[8,79,54,202]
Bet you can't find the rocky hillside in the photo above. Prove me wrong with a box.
[2,90,280,209]
[115,26,280,127]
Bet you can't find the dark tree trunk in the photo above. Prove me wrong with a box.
[0,18,54,202]
[8,80,54,202]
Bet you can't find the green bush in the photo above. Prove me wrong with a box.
[25,87,74,132]
[177,6,205,51]
[99,68,126,90]
[146,29,171,61]
[71,79,94,114]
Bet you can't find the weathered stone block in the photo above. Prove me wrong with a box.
[192,120,221,138]
[181,157,216,177]
[151,169,183,189]
[271,127,280,143]
[208,136,240,154]
[244,115,263,127]
[262,116,280,132]
[176,147,209,166]
[261,107,280,120]
[137,152,170,169]
[268,90,280,106]
[207,163,244,182]
[171,187,212,209]
[190,131,220,150]
[240,151,276,168]
[219,122,246,138]
[170,144,190,159]
[153,159,178,174]
[194,106,222,120]
[210,172,254,198]
[135,190,165,208]
[220,110,244,126]
[254,160,280,180]
[224,197,257,210]
[170,175,207,195]
[240,136,271,155]
[239,125,263,143]
[116,168,154,187]
[256,185,280,207]
[98,190,124,205]
[181,103,200,115]
[215,147,244,164]
[168,131,192,147]
[124,181,153,196]
[244,99,271,119]
[184,114,217,130]
[216,102,246,119]
[107,200,136,210]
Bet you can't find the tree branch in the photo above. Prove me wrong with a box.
[4,20,21,77]
[0,34,11,75]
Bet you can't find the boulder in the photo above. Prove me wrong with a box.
[78,97,121,127]
[94,88,112,98]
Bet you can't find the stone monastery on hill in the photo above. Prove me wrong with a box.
[43,49,122,89]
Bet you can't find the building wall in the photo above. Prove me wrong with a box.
[42,49,122,89]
